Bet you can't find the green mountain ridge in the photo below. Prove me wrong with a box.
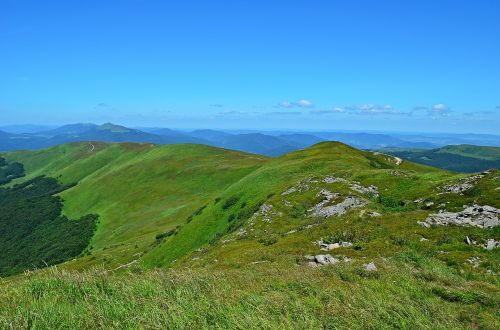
[1,141,499,328]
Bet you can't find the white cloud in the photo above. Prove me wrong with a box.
[430,103,451,116]
[297,99,314,108]
[277,99,314,109]
[278,101,294,108]
[333,107,344,113]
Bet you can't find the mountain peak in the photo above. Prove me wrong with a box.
[97,123,134,133]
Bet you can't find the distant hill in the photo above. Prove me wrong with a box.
[2,123,500,165]
[384,144,500,172]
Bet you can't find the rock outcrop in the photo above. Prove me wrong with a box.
[441,171,491,194]
[309,189,368,218]
[419,204,500,229]
[317,240,353,251]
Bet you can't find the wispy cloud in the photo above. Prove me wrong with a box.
[210,104,224,108]
[463,111,495,117]
[430,103,451,116]
[277,99,314,109]
[310,107,343,115]
[97,103,109,108]
[277,101,294,108]
[345,104,406,115]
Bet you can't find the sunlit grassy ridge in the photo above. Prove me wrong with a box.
[4,142,267,269]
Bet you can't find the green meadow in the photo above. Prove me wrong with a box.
[1,141,499,328]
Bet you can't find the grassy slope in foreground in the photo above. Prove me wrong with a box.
[4,142,267,269]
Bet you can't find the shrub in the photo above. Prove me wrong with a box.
[222,196,239,209]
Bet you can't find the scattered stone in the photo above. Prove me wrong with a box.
[317,240,353,250]
[306,254,340,266]
[394,157,403,165]
[414,198,423,203]
[366,211,381,217]
[323,176,348,184]
[465,236,476,245]
[424,201,434,208]
[281,187,297,196]
[441,171,491,194]
[256,203,276,223]
[466,256,481,268]
[420,204,500,229]
[365,262,377,271]
[281,178,316,196]
[310,194,368,218]
[350,183,379,197]
[284,229,297,236]
[485,239,499,251]
[417,221,431,228]
[321,243,340,251]
[420,237,429,242]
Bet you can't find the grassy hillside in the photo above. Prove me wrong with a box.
[384,144,500,172]
[1,141,499,328]
[3,142,267,270]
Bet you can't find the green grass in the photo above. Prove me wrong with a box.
[3,142,267,270]
[0,254,498,329]
[1,141,499,328]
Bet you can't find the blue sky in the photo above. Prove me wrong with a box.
[1,0,499,133]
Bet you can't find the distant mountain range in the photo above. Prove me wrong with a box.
[1,123,500,161]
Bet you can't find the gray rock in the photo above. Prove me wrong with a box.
[420,204,500,229]
[365,262,377,271]
[350,183,379,197]
[323,176,348,184]
[441,171,491,194]
[366,211,381,217]
[485,239,499,251]
[306,254,340,266]
[340,241,353,248]
[309,195,368,218]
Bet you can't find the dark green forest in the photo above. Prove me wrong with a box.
[0,164,98,277]
[386,150,500,172]
[0,157,25,185]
